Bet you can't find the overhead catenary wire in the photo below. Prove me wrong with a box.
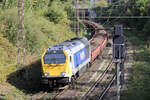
[102,0,134,26]
[77,0,142,30]
[101,0,138,26]
[75,0,150,36]
[101,0,123,25]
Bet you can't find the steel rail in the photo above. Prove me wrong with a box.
[36,92,48,100]
[51,85,70,100]
[36,85,69,100]
[99,74,116,100]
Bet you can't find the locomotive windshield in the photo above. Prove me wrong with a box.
[44,50,66,64]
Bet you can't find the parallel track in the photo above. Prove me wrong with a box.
[98,74,116,100]
[80,59,114,100]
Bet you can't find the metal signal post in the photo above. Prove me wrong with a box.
[113,25,125,100]
[74,0,79,37]
[17,0,28,80]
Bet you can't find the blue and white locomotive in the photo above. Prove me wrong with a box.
[41,38,91,84]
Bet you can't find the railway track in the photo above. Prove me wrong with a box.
[36,91,48,100]
[98,74,116,100]
[80,59,114,100]
[36,85,70,100]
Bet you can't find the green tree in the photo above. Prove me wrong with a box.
[45,0,68,23]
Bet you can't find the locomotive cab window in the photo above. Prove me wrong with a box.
[44,50,66,64]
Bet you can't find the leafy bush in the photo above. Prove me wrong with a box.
[0,8,75,54]
[124,30,150,100]
[0,33,16,83]
[94,0,107,7]
[45,0,68,23]
[1,0,50,10]
[0,8,18,44]
[128,61,150,100]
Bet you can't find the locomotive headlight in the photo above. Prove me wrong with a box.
[60,72,66,76]
[44,73,50,76]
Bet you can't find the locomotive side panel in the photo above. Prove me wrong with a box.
[73,48,87,68]
[71,38,91,76]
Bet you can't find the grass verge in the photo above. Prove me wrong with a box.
[123,30,150,100]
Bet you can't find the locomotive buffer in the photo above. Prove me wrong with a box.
[113,25,125,100]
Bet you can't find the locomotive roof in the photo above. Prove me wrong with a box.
[46,38,89,51]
